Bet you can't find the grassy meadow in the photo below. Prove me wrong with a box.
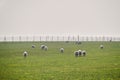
[0,41,120,80]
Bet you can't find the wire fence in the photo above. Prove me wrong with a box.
[0,35,120,42]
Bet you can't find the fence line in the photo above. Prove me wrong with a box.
[0,36,120,42]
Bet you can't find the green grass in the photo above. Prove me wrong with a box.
[0,41,120,80]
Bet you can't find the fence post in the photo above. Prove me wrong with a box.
[46,36,48,42]
[57,36,59,41]
[33,36,35,42]
[62,36,64,41]
[4,36,6,42]
[19,36,21,42]
[26,36,28,42]
[72,36,74,41]
[39,36,41,42]
[86,36,88,41]
[12,36,14,42]
[51,36,53,41]
[77,35,79,42]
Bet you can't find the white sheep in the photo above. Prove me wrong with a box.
[60,48,64,53]
[82,50,86,56]
[23,51,28,57]
[100,45,104,49]
[74,50,87,57]
[41,45,45,50]
[74,51,79,57]
[44,46,48,51]
[78,50,82,56]
[32,45,35,48]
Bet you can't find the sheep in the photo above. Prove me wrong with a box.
[23,51,28,58]
[100,45,104,49]
[44,46,48,51]
[60,48,64,53]
[32,45,35,48]
[78,50,82,56]
[74,50,87,57]
[74,51,79,57]
[41,45,45,50]
[82,50,86,56]
[75,41,82,45]
[65,41,69,43]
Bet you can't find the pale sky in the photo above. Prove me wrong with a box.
[0,0,120,36]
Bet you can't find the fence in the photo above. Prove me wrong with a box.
[0,35,120,42]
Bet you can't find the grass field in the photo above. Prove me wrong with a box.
[0,41,120,80]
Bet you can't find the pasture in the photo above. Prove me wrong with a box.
[0,41,120,80]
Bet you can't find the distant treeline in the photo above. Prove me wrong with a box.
[0,35,120,42]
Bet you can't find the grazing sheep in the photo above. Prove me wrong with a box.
[44,46,48,51]
[100,45,104,49]
[32,45,35,48]
[74,51,79,57]
[65,41,69,43]
[75,41,82,45]
[23,51,28,58]
[78,50,82,56]
[74,50,87,57]
[60,48,64,53]
[41,45,45,50]
[82,50,86,56]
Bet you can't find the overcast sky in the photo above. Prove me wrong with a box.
[0,0,120,36]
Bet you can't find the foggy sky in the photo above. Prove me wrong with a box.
[0,0,120,36]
